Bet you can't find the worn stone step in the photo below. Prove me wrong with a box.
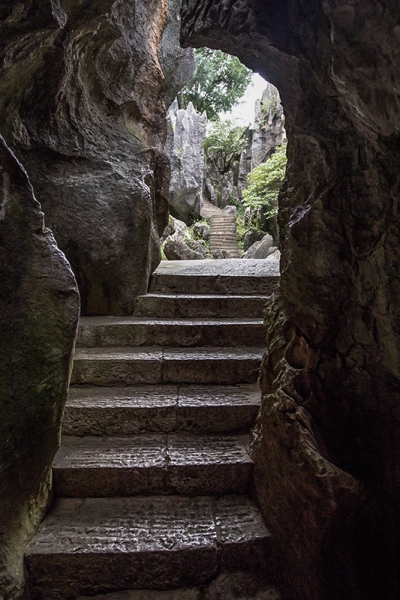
[63,384,261,435]
[134,294,268,318]
[25,495,271,598]
[71,347,263,386]
[53,433,252,497]
[77,317,265,348]
[149,260,279,295]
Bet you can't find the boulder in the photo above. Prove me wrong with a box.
[192,221,210,241]
[241,228,265,252]
[166,101,207,223]
[265,249,280,261]
[0,137,80,597]
[164,238,204,260]
[0,0,188,315]
[186,238,209,258]
[243,234,274,259]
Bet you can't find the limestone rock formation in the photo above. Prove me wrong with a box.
[252,84,286,170]
[242,234,274,259]
[181,1,400,598]
[162,215,206,260]
[241,228,265,252]
[166,100,207,223]
[160,0,196,109]
[0,137,80,598]
[0,0,188,315]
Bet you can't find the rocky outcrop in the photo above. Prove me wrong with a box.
[166,100,207,223]
[181,1,400,599]
[162,215,207,260]
[251,84,286,170]
[241,227,265,252]
[160,0,196,110]
[0,137,79,598]
[242,234,274,259]
[0,0,188,315]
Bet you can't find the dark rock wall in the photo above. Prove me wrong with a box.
[181,1,400,599]
[0,136,80,598]
[0,0,188,315]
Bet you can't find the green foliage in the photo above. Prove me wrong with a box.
[203,120,248,174]
[182,48,252,121]
[242,143,287,216]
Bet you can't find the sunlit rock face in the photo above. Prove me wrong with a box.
[0,0,191,315]
[181,1,400,599]
[0,136,80,598]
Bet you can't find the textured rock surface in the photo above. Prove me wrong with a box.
[181,1,400,599]
[0,0,188,315]
[0,137,79,598]
[241,228,265,252]
[166,101,207,222]
[159,0,195,110]
[243,235,274,260]
[251,84,286,169]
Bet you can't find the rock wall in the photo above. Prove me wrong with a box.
[0,137,79,598]
[0,0,188,315]
[166,100,207,222]
[181,1,400,599]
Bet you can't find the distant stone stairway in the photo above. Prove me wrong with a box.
[210,214,240,258]
[25,259,280,599]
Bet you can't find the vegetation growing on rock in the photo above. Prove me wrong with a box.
[242,143,287,217]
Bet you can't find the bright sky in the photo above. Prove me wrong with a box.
[221,72,268,126]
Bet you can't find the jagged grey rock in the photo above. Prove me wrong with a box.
[159,0,195,109]
[0,137,80,598]
[241,228,265,252]
[243,235,274,259]
[192,222,210,241]
[252,84,287,170]
[164,238,204,260]
[166,101,207,223]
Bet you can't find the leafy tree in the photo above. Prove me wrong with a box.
[242,143,287,216]
[182,48,252,121]
[203,120,249,174]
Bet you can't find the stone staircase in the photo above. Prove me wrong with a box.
[209,214,240,258]
[25,259,280,599]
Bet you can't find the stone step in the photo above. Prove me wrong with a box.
[63,384,261,436]
[149,260,279,295]
[71,347,264,386]
[77,317,265,348]
[25,495,271,598]
[53,433,252,497]
[134,294,269,318]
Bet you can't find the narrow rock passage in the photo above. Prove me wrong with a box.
[25,259,280,599]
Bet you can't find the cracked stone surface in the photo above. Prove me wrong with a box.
[53,434,252,496]
[149,260,280,295]
[25,496,271,597]
[71,347,264,386]
[134,294,270,319]
[77,317,265,348]
[63,384,261,435]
